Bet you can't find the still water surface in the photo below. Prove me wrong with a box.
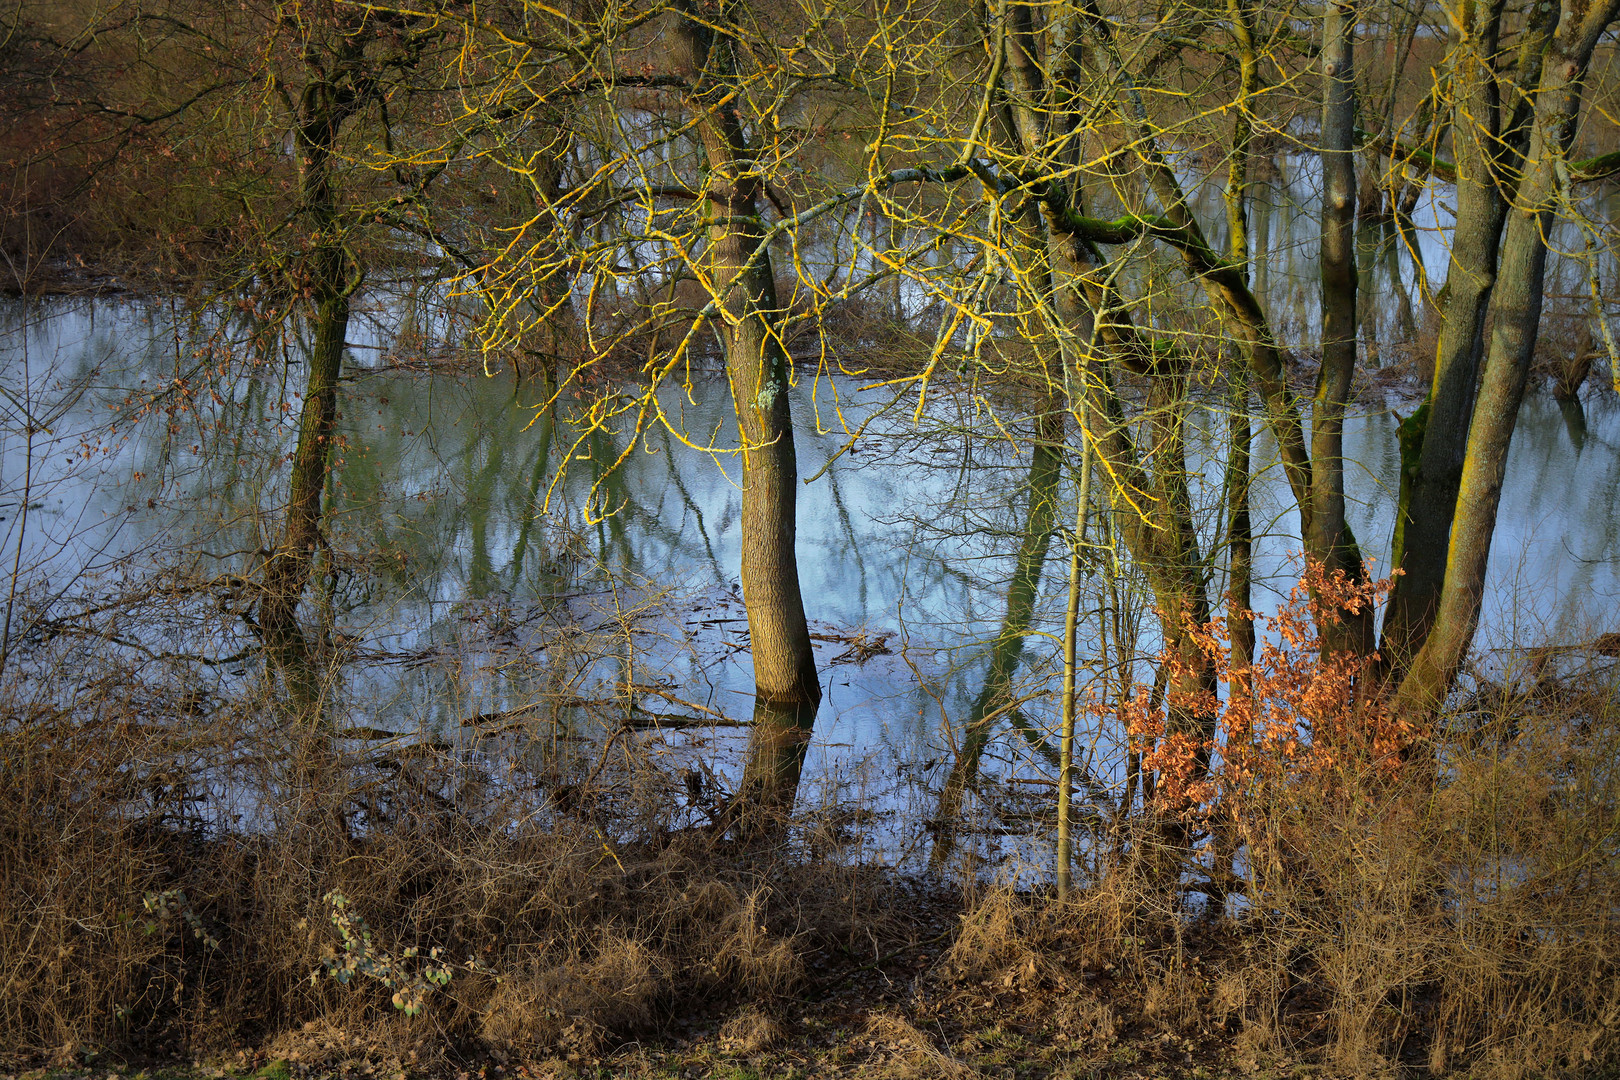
[4,293,1619,864]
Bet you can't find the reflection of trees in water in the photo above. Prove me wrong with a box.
[1483,396,1620,645]
[930,411,1066,869]
[12,290,1620,847]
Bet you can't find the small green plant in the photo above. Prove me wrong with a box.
[1108,1044,1141,1066]
[253,1059,294,1080]
[142,888,221,951]
[315,890,452,1016]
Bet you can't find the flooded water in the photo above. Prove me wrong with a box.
[3,278,1619,871]
[3,158,1619,870]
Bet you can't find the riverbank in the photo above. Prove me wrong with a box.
[0,928,1328,1080]
[5,678,1619,1080]
[4,837,1615,1080]
[0,860,1425,1080]
[4,295,1619,1080]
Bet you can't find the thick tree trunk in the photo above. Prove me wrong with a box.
[1369,15,1619,682]
[1379,0,1552,675]
[672,6,820,819]
[1391,0,1620,714]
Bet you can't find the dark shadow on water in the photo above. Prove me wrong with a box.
[1560,395,1588,452]
[728,696,817,838]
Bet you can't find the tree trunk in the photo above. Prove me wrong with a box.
[1313,0,1368,659]
[1391,0,1620,714]
[1379,0,1551,675]
[1373,0,1561,676]
[1224,0,1258,275]
[260,62,363,718]
[672,5,820,819]
[1057,398,1093,898]
[1226,379,1254,680]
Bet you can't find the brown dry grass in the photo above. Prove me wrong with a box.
[0,663,913,1068]
[865,1012,980,1079]
[928,664,1620,1078]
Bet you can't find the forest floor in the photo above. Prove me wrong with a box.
[0,886,1410,1080]
[0,977,1314,1080]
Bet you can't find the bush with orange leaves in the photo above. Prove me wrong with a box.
[1120,560,1417,831]
[1100,562,1620,1072]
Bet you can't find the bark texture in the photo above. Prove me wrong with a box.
[671,3,820,816]
[1380,0,1554,675]
[1313,0,1367,659]
[1391,0,1620,714]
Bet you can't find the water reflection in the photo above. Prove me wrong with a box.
[4,295,1620,864]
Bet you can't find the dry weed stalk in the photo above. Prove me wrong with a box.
[865,1012,981,1079]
